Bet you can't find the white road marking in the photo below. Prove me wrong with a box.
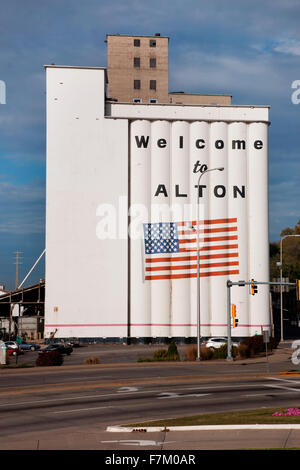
[117,387,139,393]
[244,379,300,396]
[244,393,272,397]
[266,377,300,385]
[266,384,300,393]
[51,406,113,414]
[101,440,176,447]
[0,390,156,408]
[3,378,294,410]
[157,392,211,399]
[166,383,266,392]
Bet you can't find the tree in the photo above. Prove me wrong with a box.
[271,220,300,282]
[280,227,294,237]
[294,220,300,235]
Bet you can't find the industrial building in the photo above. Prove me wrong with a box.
[106,33,232,105]
[44,36,270,342]
[0,281,44,340]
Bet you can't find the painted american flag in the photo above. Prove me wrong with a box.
[143,218,239,281]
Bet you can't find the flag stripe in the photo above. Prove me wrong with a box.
[177,218,237,226]
[179,235,238,244]
[145,269,240,281]
[178,226,237,235]
[180,243,238,252]
[145,252,239,263]
[146,261,239,272]
[144,219,239,281]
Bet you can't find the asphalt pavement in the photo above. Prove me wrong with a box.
[1,341,300,451]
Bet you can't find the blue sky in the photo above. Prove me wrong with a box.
[0,0,300,289]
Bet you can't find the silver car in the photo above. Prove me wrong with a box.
[5,341,19,350]
[205,337,240,350]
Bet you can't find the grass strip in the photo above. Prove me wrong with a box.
[127,407,300,427]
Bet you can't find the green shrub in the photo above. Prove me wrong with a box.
[166,341,180,361]
[36,349,63,367]
[150,342,180,362]
[153,349,169,361]
[212,343,237,359]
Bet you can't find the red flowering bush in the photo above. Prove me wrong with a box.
[272,408,300,416]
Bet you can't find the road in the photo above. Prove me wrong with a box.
[1,342,300,450]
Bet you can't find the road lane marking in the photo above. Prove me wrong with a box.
[265,384,300,392]
[266,377,300,385]
[51,406,113,414]
[101,440,176,446]
[158,392,211,399]
[0,382,271,408]
[118,387,139,393]
[242,392,272,397]
[244,392,286,397]
[0,390,157,408]
[2,379,293,409]
[0,374,279,396]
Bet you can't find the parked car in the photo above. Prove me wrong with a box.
[205,337,240,350]
[67,338,81,348]
[19,342,41,351]
[41,343,73,355]
[5,341,19,350]
[6,346,24,356]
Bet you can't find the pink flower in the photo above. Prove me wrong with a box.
[272,408,300,417]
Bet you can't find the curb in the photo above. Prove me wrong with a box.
[107,424,300,432]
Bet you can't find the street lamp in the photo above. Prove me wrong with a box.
[196,167,224,361]
[278,234,300,342]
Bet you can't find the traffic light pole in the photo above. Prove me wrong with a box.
[226,279,297,361]
[227,280,232,361]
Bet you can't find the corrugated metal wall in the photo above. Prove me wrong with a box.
[130,120,269,339]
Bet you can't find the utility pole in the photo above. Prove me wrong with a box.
[14,251,23,290]
[226,279,297,360]
[196,167,224,361]
[278,235,300,342]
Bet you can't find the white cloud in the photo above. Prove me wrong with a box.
[274,39,300,56]
[169,49,290,103]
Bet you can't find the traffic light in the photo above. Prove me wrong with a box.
[296,280,300,301]
[232,304,238,328]
[250,279,258,295]
[231,304,236,317]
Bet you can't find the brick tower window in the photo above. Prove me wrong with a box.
[134,57,140,67]
[150,80,156,90]
[150,58,156,68]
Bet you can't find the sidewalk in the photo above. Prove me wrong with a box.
[1,426,300,450]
